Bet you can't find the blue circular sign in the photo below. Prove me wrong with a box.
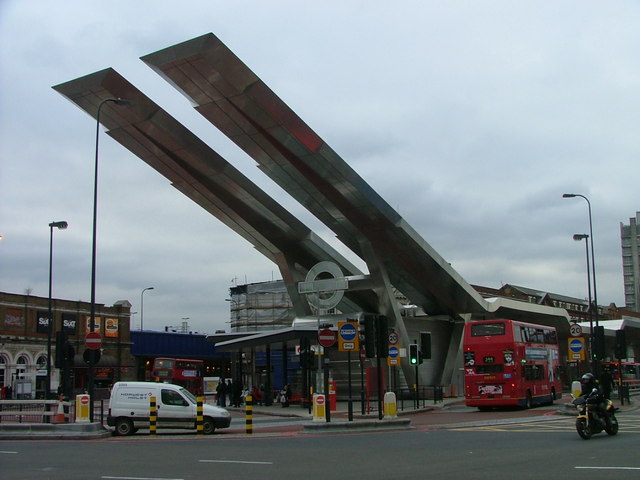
[569,338,583,353]
[388,346,400,358]
[339,323,357,341]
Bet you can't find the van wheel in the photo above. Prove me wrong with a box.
[115,418,134,436]
[203,417,216,435]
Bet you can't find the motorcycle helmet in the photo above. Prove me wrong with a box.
[580,373,595,389]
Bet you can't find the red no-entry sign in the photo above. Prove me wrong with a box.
[85,332,102,350]
[318,329,336,348]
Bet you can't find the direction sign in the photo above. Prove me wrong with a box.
[318,329,336,348]
[568,337,585,361]
[338,321,359,351]
[387,345,400,366]
[85,331,102,350]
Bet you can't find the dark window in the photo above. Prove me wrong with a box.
[475,364,504,374]
[161,389,187,406]
[522,364,544,381]
[471,323,505,336]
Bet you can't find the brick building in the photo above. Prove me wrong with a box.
[0,291,135,399]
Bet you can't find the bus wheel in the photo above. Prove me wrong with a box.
[203,417,216,435]
[525,391,533,409]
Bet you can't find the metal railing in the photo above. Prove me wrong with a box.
[395,385,443,411]
[0,399,107,424]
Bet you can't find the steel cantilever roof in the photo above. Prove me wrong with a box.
[141,33,488,317]
[52,68,376,314]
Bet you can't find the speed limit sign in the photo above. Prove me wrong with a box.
[569,324,582,337]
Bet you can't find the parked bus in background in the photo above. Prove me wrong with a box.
[601,361,640,381]
[151,357,204,395]
[463,319,562,409]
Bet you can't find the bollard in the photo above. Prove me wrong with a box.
[75,394,90,423]
[245,394,253,434]
[312,394,326,422]
[571,380,582,399]
[383,391,397,419]
[149,396,157,437]
[196,396,204,435]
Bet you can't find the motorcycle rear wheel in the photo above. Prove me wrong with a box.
[605,414,619,436]
[576,418,592,440]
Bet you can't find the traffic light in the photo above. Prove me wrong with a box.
[359,315,376,358]
[420,332,431,360]
[409,344,420,366]
[614,329,627,359]
[592,326,605,360]
[55,330,67,368]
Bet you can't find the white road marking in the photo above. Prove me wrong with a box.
[199,459,273,465]
[575,466,640,470]
[102,477,184,480]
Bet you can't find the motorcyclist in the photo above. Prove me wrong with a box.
[579,373,607,419]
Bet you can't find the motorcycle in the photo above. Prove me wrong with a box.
[572,388,619,440]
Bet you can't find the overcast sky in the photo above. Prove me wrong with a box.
[1,1,638,334]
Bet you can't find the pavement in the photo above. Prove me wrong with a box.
[0,394,634,440]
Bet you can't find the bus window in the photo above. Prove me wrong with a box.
[522,364,543,381]
[471,323,505,336]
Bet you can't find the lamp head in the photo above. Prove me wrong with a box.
[573,234,589,241]
[563,193,577,198]
[113,98,131,106]
[49,221,68,230]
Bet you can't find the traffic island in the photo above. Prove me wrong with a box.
[301,418,412,434]
[0,422,111,440]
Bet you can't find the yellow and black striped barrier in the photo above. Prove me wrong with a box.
[149,396,157,436]
[196,396,204,435]
[245,394,253,434]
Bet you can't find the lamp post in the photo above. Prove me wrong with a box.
[563,194,599,326]
[564,193,601,378]
[88,97,130,421]
[47,221,68,399]
[573,233,593,368]
[140,287,154,331]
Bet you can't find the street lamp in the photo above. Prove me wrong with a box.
[563,194,599,324]
[573,233,593,367]
[47,221,68,398]
[140,287,154,331]
[88,97,130,421]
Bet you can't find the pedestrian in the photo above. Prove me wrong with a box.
[600,370,614,400]
[233,380,243,407]
[216,378,227,407]
[251,385,263,406]
[226,379,233,407]
[280,384,291,408]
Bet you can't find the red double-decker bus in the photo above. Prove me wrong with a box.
[151,357,204,395]
[463,319,562,409]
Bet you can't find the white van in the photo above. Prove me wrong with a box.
[107,381,231,435]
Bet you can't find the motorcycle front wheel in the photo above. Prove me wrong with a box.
[576,418,592,440]
[605,414,619,436]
